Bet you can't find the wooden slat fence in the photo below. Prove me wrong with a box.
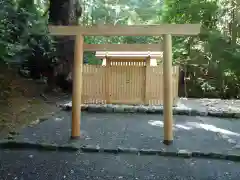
[82,62,179,105]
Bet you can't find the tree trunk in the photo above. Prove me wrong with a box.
[47,0,82,91]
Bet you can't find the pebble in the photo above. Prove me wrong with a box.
[233,144,240,149]
[178,149,190,154]
[55,117,63,121]
[227,139,236,144]
[9,131,19,135]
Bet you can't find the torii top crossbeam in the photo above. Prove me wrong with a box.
[48,24,201,36]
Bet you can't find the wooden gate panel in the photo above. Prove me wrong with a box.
[108,64,145,104]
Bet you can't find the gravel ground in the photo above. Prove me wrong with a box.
[0,149,240,180]
[6,111,240,155]
[179,98,240,113]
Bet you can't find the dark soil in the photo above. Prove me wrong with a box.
[0,65,69,137]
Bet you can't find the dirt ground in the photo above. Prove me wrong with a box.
[0,66,69,137]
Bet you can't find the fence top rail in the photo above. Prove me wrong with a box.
[84,44,163,51]
[95,51,163,59]
[48,24,201,36]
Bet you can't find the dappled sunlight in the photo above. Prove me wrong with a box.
[185,122,240,137]
[148,120,164,127]
[148,120,240,137]
[54,117,64,121]
[175,124,193,130]
[148,120,177,130]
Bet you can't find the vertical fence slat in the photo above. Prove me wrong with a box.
[144,57,150,105]
[105,58,110,103]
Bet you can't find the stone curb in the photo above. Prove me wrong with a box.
[59,104,240,118]
[1,140,240,162]
[0,140,78,152]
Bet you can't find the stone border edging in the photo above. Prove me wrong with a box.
[1,140,240,162]
[59,104,240,118]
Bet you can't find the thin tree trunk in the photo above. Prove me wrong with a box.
[184,65,188,97]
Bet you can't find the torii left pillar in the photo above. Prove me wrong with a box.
[71,34,83,139]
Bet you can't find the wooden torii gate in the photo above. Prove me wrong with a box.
[48,24,201,145]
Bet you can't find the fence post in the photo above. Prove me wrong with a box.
[163,34,173,145]
[105,57,111,104]
[144,57,151,105]
[71,34,84,139]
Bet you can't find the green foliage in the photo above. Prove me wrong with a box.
[2,0,240,98]
[0,0,55,65]
[161,0,240,98]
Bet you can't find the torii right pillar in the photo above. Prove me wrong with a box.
[163,34,173,145]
